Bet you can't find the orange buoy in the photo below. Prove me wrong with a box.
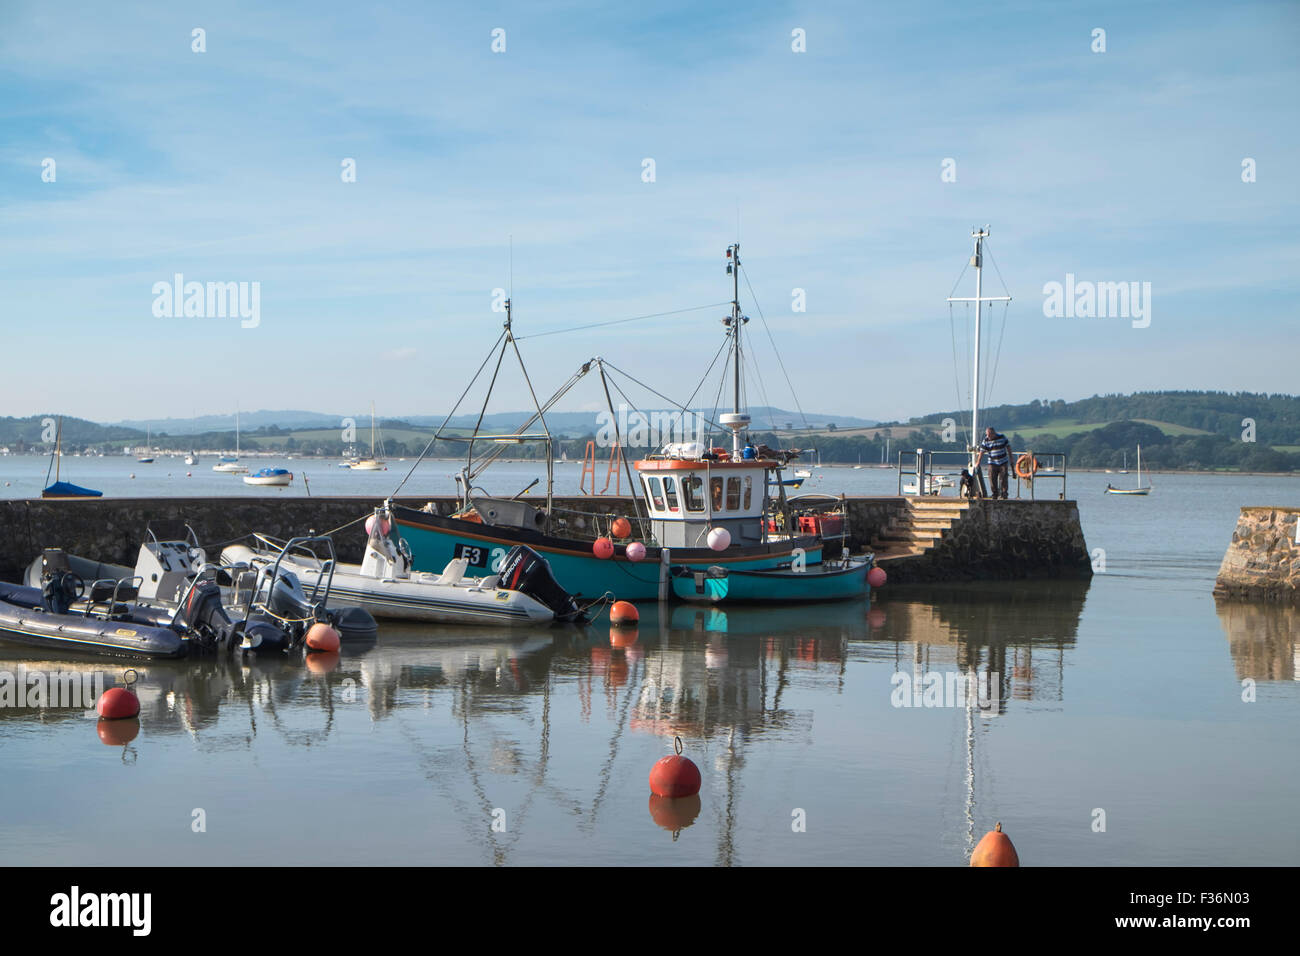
[970,821,1020,867]
[610,600,639,626]
[593,537,614,559]
[96,686,140,720]
[305,622,341,652]
[649,737,701,798]
[868,566,887,588]
[648,793,702,834]
[610,627,638,649]
[96,718,140,746]
[611,516,632,539]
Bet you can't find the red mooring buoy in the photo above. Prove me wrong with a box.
[96,675,140,720]
[649,736,701,798]
[610,600,639,626]
[305,623,341,652]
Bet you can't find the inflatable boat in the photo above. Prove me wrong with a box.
[0,550,286,659]
[24,528,378,653]
[229,508,590,626]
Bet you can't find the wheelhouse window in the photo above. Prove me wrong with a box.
[682,475,705,512]
[663,476,680,512]
[645,476,665,512]
[743,475,752,510]
[710,476,724,512]
[725,476,741,511]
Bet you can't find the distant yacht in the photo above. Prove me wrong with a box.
[213,407,248,474]
[350,402,387,471]
[137,425,155,463]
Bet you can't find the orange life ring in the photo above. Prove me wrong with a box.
[1014,454,1040,479]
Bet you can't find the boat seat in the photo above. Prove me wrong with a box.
[89,580,138,604]
[434,557,469,586]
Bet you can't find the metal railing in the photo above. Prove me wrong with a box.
[897,449,1069,500]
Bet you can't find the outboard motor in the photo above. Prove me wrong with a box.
[40,549,81,615]
[174,578,287,654]
[497,545,586,623]
[265,568,378,644]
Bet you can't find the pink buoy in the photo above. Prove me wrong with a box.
[625,541,646,562]
[706,527,731,551]
[867,566,887,588]
[365,514,391,537]
[593,537,614,559]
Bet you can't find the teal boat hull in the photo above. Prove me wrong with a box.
[390,504,823,602]
[671,559,871,604]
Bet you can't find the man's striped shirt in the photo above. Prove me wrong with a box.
[980,432,1011,466]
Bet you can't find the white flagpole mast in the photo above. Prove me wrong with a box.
[947,227,1011,468]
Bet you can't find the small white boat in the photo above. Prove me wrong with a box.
[184,453,197,466]
[1106,444,1152,495]
[349,402,386,470]
[225,510,586,625]
[213,408,247,472]
[243,467,293,486]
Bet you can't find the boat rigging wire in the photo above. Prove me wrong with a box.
[389,329,508,498]
[514,302,732,341]
[739,263,811,435]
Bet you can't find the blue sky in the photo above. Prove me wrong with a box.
[1,0,1296,425]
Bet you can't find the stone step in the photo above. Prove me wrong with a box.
[908,499,970,511]
[912,519,956,532]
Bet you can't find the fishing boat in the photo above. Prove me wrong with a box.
[229,507,590,625]
[41,417,102,498]
[1105,444,1152,495]
[243,467,293,487]
[213,408,248,473]
[388,243,868,604]
[350,402,387,470]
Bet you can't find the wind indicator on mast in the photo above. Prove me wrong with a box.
[946,227,1011,467]
[719,243,751,458]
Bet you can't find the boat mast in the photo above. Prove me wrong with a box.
[947,227,1010,468]
[720,243,751,458]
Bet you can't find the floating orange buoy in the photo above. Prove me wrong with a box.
[611,516,632,539]
[867,566,887,589]
[305,623,341,652]
[593,537,614,559]
[649,737,701,798]
[610,627,638,649]
[96,718,140,746]
[610,600,639,625]
[96,686,140,720]
[648,793,702,834]
[625,541,646,562]
[970,822,1020,867]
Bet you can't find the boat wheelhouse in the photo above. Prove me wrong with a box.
[635,442,774,549]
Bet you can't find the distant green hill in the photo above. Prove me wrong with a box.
[898,390,1300,446]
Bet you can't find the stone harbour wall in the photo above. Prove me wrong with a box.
[877,499,1093,584]
[0,494,1091,585]
[1213,507,1300,605]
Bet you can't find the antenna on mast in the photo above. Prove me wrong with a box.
[719,243,751,458]
[946,226,1011,467]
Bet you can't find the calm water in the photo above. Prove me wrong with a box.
[0,458,1297,865]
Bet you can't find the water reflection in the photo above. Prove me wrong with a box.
[868,581,1090,711]
[0,582,1092,865]
[1216,601,1300,682]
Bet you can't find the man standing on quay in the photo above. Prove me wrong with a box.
[977,425,1011,499]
